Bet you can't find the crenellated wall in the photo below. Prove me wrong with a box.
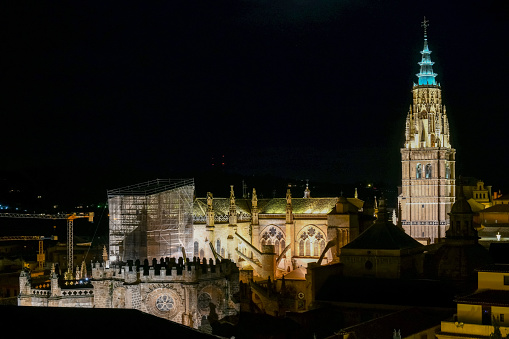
[19,257,240,330]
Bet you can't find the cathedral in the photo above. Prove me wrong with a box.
[398,19,456,243]
[17,20,473,334]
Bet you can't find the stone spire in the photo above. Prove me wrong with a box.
[303,182,311,198]
[417,16,438,86]
[229,185,237,226]
[206,192,214,227]
[286,188,293,224]
[251,188,259,225]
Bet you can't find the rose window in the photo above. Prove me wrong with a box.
[155,294,174,312]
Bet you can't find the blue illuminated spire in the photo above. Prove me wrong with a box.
[416,17,438,86]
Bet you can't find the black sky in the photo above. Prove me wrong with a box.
[2,1,509,203]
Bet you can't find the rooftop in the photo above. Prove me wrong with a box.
[456,289,509,307]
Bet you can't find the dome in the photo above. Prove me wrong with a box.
[450,195,473,214]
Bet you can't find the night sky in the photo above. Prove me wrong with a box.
[3,1,509,204]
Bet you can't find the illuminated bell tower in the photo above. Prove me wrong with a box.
[398,18,456,243]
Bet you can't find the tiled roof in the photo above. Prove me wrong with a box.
[193,197,340,217]
[334,307,453,339]
[342,214,423,250]
[481,204,509,213]
[476,263,509,273]
[259,198,338,214]
[456,289,509,306]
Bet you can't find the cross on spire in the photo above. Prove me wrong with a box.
[421,16,429,38]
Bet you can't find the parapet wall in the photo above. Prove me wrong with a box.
[92,257,239,283]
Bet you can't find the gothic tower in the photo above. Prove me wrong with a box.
[398,18,456,243]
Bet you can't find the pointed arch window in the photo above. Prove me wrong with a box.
[425,164,432,179]
[274,240,280,255]
[313,241,318,257]
[281,239,286,257]
[216,239,221,254]
[320,240,326,256]
[299,240,304,256]
[194,241,199,257]
[445,163,450,179]
[416,164,422,179]
[305,239,310,256]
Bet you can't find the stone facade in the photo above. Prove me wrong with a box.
[398,29,455,243]
[19,258,240,330]
[191,187,367,279]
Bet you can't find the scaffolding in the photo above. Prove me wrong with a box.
[107,179,195,262]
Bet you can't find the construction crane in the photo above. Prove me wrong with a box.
[0,212,94,279]
[0,235,58,270]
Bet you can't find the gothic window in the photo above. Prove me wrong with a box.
[298,226,326,257]
[261,226,285,252]
[216,239,221,254]
[445,164,450,179]
[416,164,422,179]
[198,292,212,312]
[299,240,304,256]
[281,239,286,257]
[194,241,199,257]
[425,164,432,179]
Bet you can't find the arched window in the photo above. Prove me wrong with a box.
[274,240,280,255]
[445,164,450,179]
[281,239,286,257]
[313,241,318,257]
[299,240,304,256]
[416,164,422,179]
[194,241,199,257]
[320,240,326,256]
[261,239,266,247]
[267,238,272,246]
[305,239,310,256]
[216,239,221,254]
[425,164,432,179]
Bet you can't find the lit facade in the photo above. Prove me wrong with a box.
[437,265,509,338]
[398,23,455,243]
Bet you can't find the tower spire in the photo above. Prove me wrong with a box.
[417,16,438,86]
[421,16,429,38]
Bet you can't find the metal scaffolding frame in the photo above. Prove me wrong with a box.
[107,179,195,262]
